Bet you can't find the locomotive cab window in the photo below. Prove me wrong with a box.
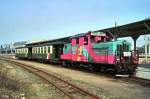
[64,45,67,50]
[84,37,88,45]
[76,38,79,44]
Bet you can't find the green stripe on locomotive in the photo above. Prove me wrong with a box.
[92,40,131,55]
[63,44,72,54]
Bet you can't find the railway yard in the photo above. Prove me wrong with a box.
[0,0,150,98]
[0,56,150,99]
[0,18,150,99]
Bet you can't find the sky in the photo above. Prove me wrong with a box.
[0,0,150,47]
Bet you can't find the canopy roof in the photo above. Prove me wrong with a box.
[93,19,150,38]
[26,36,70,47]
[24,19,150,48]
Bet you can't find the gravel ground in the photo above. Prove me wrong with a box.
[11,59,150,99]
[0,59,67,99]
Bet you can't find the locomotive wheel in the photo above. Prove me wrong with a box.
[89,64,97,71]
[62,61,67,67]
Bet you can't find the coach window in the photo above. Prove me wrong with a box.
[37,47,39,53]
[41,47,43,54]
[34,48,36,53]
[44,47,46,53]
[35,48,36,53]
[47,46,48,53]
[36,47,37,53]
[32,48,33,53]
[35,47,38,54]
[48,46,50,53]
[33,48,35,53]
[36,48,38,53]
[46,46,48,53]
[43,47,44,53]
[34,48,36,54]
[50,46,53,54]
[34,48,35,53]
[42,47,44,54]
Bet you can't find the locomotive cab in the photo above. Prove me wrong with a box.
[115,41,139,74]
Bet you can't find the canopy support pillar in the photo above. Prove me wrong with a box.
[131,34,139,51]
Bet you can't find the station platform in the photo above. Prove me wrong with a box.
[135,64,150,80]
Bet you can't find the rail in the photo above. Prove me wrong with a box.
[0,58,100,99]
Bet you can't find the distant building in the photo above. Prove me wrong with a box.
[0,41,28,54]
[0,43,15,54]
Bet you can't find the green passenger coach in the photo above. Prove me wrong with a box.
[15,47,29,59]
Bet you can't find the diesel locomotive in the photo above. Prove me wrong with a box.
[15,31,138,75]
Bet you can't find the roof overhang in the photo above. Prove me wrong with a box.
[93,19,150,38]
[26,36,70,47]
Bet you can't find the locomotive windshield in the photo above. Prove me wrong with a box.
[117,41,130,52]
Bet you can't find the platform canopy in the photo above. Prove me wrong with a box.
[26,36,70,47]
[93,19,150,39]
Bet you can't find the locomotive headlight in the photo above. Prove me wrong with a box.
[123,52,131,57]
[117,58,120,61]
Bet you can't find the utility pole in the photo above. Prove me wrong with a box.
[144,35,148,63]
[148,37,150,57]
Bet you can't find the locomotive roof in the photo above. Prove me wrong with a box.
[93,18,150,38]
[70,33,87,38]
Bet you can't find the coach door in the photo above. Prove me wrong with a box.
[28,47,32,59]
[53,45,63,60]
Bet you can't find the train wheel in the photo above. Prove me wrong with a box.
[89,64,97,71]
[62,61,67,67]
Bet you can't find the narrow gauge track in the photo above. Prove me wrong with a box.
[1,58,100,99]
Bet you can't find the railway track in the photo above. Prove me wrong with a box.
[1,58,100,99]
